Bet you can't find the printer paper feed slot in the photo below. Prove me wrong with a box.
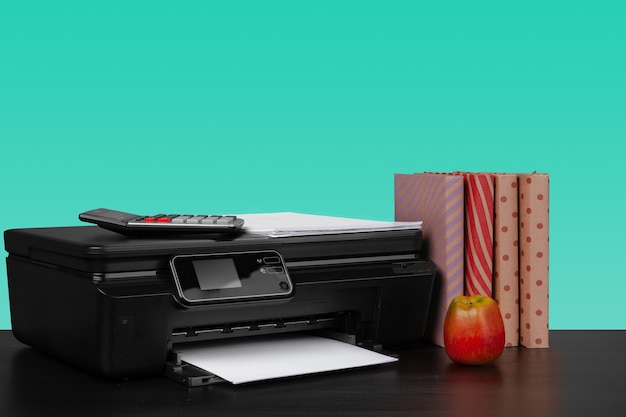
[174,333,398,385]
[171,314,346,343]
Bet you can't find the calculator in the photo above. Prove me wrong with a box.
[79,208,244,236]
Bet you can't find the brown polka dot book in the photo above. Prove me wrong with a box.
[518,173,549,348]
[493,174,521,347]
[395,172,549,349]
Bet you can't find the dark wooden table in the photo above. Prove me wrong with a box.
[1,330,624,416]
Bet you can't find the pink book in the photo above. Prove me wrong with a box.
[395,173,464,346]
[518,173,550,348]
[461,172,495,297]
[493,174,520,347]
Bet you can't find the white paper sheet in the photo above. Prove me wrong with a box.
[177,334,398,384]
[240,212,422,237]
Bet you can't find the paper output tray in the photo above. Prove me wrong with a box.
[165,312,357,387]
[164,328,391,387]
[165,355,225,386]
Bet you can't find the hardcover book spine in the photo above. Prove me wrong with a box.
[394,173,465,346]
[493,174,520,347]
[518,173,550,348]
[462,173,495,297]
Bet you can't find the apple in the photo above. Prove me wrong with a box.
[443,295,505,365]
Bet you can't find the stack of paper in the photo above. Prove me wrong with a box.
[241,212,422,238]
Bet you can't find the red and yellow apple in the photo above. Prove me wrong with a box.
[443,295,505,365]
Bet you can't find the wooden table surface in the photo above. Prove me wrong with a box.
[1,330,624,417]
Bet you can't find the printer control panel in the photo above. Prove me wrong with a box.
[170,250,293,305]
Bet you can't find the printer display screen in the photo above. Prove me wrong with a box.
[193,258,243,290]
[170,250,293,305]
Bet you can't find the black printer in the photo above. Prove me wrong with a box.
[4,226,436,385]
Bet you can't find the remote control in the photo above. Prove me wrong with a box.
[79,208,245,236]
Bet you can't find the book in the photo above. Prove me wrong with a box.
[461,172,495,298]
[492,174,520,347]
[394,173,465,346]
[518,173,550,348]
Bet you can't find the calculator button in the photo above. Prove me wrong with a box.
[216,216,236,224]
[186,216,205,224]
[157,217,171,223]
[144,217,157,222]
[172,215,191,224]
[202,216,220,224]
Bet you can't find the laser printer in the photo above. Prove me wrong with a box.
[4,225,436,385]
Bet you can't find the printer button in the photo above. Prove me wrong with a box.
[392,261,424,274]
[263,256,281,265]
[112,317,134,360]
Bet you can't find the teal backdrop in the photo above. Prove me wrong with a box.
[1,1,625,330]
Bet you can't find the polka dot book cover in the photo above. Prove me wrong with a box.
[519,173,550,348]
[493,174,521,348]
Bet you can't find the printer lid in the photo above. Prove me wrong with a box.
[5,226,422,274]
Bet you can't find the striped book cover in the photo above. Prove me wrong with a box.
[462,172,495,298]
[518,173,550,348]
[394,173,465,346]
[493,174,520,347]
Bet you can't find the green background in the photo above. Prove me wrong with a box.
[1,1,624,330]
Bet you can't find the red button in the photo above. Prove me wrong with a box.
[157,217,171,223]
[144,217,157,222]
